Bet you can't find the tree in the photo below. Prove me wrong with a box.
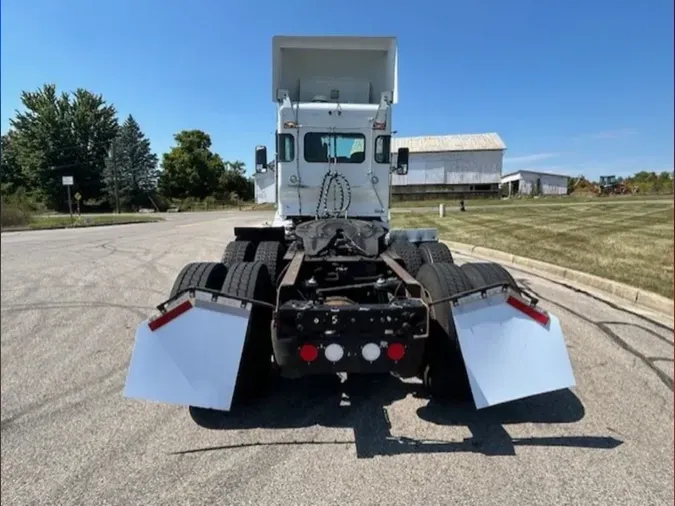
[158,130,225,200]
[1,130,26,195]
[104,115,159,211]
[218,165,254,201]
[8,84,118,209]
[227,160,246,175]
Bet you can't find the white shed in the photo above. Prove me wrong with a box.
[501,170,569,196]
[390,133,506,200]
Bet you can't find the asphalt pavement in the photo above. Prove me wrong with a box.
[1,211,673,506]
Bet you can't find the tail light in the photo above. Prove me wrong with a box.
[386,342,406,361]
[299,344,319,362]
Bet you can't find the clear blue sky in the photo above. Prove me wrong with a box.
[1,0,673,178]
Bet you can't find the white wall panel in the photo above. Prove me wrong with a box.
[391,150,503,186]
[510,172,569,196]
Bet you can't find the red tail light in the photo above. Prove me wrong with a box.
[148,300,193,331]
[506,296,550,326]
[386,342,406,361]
[299,344,319,362]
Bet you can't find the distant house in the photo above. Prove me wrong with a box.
[390,133,507,200]
[501,170,569,196]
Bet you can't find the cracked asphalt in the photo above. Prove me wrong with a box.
[1,211,673,505]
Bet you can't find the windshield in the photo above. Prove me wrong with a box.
[303,133,365,163]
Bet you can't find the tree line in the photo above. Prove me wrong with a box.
[1,83,254,213]
[568,171,674,195]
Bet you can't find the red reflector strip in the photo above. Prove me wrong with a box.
[506,296,550,326]
[148,300,193,331]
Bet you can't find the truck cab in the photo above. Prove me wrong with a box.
[253,35,409,228]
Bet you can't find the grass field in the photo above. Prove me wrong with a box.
[2,214,163,231]
[390,193,674,208]
[392,201,674,298]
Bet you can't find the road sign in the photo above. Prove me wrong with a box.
[62,176,74,186]
[74,192,82,201]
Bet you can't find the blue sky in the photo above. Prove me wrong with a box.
[1,0,673,178]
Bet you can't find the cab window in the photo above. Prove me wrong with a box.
[304,133,366,163]
[277,133,295,162]
[375,135,391,164]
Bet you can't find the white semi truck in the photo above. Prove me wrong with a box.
[123,36,576,422]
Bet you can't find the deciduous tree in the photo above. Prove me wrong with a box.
[8,84,118,209]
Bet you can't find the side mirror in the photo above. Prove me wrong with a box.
[394,147,409,175]
[255,145,268,173]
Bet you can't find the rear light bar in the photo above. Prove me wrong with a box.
[506,295,550,326]
[148,300,193,331]
[297,341,408,364]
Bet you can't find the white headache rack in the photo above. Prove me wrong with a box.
[272,35,398,105]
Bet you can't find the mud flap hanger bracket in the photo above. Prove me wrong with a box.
[155,287,276,314]
[427,281,540,308]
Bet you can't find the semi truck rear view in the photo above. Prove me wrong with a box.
[122,35,576,421]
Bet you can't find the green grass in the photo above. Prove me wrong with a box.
[392,201,674,298]
[16,214,163,230]
[391,193,674,208]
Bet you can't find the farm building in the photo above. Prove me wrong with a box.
[501,170,569,196]
[390,133,507,201]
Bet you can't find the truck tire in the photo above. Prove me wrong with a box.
[188,261,275,428]
[221,240,255,266]
[388,240,423,277]
[460,261,517,291]
[220,261,275,403]
[418,242,454,265]
[253,241,285,285]
[169,262,228,298]
[416,262,474,402]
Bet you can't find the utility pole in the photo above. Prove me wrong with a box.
[109,139,120,214]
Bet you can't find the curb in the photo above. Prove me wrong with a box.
[441,240,674,318]
[0,218,163,234]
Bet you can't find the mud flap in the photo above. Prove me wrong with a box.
[123,292,251,411]
[452,290,576,409]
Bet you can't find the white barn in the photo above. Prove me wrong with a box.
[501,170,569,196]
[390,133,507,200]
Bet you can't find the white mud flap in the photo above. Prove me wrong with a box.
[452,289,576,409]
[123,292,251,411]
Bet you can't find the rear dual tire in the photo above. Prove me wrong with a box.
[418,241,454,265]
[388,240,454,277]
[168,260,275,425]
[460,261,517,290]
[415,260,518,402]
[416,262,473,402]
[169,261,228,298]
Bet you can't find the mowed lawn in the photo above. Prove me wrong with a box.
[392,201,674,298]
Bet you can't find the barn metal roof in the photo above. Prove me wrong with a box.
[391,133,506,153]
[502,170,570,180]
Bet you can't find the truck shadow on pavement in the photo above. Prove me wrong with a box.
[180,375,623,459]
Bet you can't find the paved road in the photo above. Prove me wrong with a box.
[1,211,673,506]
